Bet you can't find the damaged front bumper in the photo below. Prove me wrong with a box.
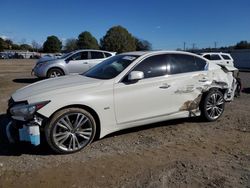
[6,116,42,146]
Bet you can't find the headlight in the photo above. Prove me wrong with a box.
[10,101,50,121]
[36,62,48,68]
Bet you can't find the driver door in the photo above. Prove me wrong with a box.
[66,51,90,74]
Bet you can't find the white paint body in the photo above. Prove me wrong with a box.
[11,51,237,138]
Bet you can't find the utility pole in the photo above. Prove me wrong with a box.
[192,43,196,50]
[183,42,186,51]
[214,41,217,49]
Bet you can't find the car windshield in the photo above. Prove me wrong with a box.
[84,54,139,79]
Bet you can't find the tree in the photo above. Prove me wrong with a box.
[135,37,152,51]
[20,44,33,51]
[0,37,6,52]
[235,41,250,49]
[77,31,99,49]
[100,25,136,53]
[5,39,13,49]
[43,35,62,53]
[65,38,78,52]
[12,44,20,50]
[32,40,40,52]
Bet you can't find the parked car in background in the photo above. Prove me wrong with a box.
[6,51,238,154]
[32,50,116,78]
[201,52,242,96]
[0,52,7,59]
[201,52,234,69]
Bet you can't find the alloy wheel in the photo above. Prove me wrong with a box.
[52,112,93,152]
[205,92,224,120]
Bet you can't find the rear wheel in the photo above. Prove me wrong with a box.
[47,68,64,78]
[45,108,96,154]
[200,89,225,121]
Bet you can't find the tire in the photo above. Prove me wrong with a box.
[200,89,225,122]
[45,108,96,154]
[47,68,64,78]
[235,78,242,97]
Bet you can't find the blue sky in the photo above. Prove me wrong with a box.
[0,0,250,50]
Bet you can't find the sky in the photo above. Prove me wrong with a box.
[0,0,250,50]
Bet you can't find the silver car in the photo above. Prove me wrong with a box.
[32,50,116,78]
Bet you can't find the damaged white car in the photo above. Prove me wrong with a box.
[6,51,239,154]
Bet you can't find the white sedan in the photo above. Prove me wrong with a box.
[6,51,238,154]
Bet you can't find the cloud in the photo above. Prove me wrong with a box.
[156,26,161,29]
[0,35,9,40]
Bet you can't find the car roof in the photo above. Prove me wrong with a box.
[73,49,116,54]
[121,50,202,57]
[201,52,231,56]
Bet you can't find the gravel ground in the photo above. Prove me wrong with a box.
[0,59,249,188]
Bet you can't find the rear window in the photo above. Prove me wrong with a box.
[221,54,231,60]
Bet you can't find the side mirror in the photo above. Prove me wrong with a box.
[128,71,144,81]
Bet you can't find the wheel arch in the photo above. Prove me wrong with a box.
[46,67,65,77]
[46,104,101,139]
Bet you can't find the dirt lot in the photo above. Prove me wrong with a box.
[0,59,250,188]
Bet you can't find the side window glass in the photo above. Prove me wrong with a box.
[221,54,231,60]
[91,51,104,59]
[203,54,211,60]
[166,54,205,74]
[133,55,167,79]
[68,52,88,61]
[195,57,207,70]
[210,54,221,60]
[70,52,81,61]
[104,52,112,57]
[80,51,88,60]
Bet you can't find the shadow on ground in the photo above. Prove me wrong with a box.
[0,113,202,156]
[12,78,42,84]
[242,87,250,94]
[0,114,52,156]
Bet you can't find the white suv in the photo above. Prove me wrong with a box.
[201,52,235,70]
[6,51,238,154]
[201,52,241,96]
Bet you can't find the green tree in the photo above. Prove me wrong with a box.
[77,31,99,49]
[235,41,250,49]
[65,38,78,52]
[12,44,20,50]
[32,40,40,52]
[20,44,33,51]
[43,35,62,53]
[135,37,152,51]
[5,39,13,49]
[101,25,136,53]
[0,38,8,51]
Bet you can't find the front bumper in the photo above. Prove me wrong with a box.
[32,65,47,78]
[6,119,41,146]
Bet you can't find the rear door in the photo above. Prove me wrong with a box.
[88,51,106,69]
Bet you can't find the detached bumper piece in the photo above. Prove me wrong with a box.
[19,125,40,146]
[6,120,41,146]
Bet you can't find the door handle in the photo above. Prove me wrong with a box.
[198,77,208,82]
[159,84,170,89]
[83,62,88,64]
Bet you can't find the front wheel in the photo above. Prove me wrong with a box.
[47,68,64,78]
[200,89,225,122]
[45,108,96,154]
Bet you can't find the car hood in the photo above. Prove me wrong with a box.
[36,57,59,64]
[12,75,103,101]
